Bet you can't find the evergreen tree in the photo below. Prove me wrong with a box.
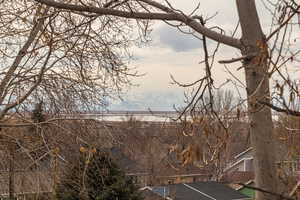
[31,101,45,123]
[56,149,143,200]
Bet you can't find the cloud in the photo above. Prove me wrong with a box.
[154,25,202,52]
[122,0,274,108]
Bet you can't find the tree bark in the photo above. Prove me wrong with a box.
[236,1,278,200]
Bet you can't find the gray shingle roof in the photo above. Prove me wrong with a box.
[151,181,251,200]
[187,182,250,200]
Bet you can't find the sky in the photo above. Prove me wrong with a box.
[108,0,298,111]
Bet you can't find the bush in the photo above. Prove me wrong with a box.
[56,148,143,200]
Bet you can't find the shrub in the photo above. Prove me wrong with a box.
[56,148,143,200]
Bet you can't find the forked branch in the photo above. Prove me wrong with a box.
[34,0,242,49]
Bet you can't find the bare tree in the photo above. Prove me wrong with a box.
[0,1,149,197]
[0,0,144,119]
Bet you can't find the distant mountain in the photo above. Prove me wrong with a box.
[108,90,185,111]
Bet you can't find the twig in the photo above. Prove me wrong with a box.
[289,180,300,197]
[267,4,300,41]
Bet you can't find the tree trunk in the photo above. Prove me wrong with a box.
[236,1,278,200]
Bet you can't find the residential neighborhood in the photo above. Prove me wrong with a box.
[0,111,299,199]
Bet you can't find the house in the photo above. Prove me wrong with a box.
[141,181,251,200]
[225,147,300,176]
[225,147,254,173]
[127,150,211,186]
[127,164,210,186]
[224,147,300,199]
[221,147,255,183]
[221,171,254,183]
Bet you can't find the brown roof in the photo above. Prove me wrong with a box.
[221,171,254,183]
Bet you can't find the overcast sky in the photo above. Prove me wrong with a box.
[109,0,299,111]
[130,0,240,90]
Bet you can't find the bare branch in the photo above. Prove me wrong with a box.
[218,53,257,64]
[0,6,48,105]
[258,100,300,116]
[267,4,300,41]
[0,45,53,119]
[34,0,242,48]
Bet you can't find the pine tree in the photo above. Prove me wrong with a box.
[31,101,45,123]
[56,149,143,200]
